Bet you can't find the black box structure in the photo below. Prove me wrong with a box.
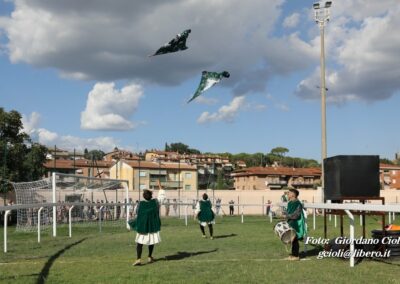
[323,155,380,201]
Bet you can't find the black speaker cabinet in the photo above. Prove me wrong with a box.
[324,155,380,201]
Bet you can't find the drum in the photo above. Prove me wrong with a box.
[274,221,296,244]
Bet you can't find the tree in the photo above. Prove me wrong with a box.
[84,149,105,161]
[270,147,289,157]
[380,158,394,165]
[167,142,201,154]
[0,108,47,204]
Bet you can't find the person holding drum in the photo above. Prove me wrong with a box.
[195,193,215,239]
[285,188,306,260]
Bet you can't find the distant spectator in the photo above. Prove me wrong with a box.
[229,200,235,216]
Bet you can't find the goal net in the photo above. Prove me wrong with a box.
[13,173,129,232]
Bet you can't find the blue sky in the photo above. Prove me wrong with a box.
[1,0,399,161]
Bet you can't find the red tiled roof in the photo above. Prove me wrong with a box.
[232,166,321,177]
[121,160,196,171]
[380,163,400,170]
[44,159,113,169]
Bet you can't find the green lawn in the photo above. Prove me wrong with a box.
[1,216,400,284]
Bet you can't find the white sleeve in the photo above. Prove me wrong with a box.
[195,201,201,214]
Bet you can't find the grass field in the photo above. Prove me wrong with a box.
[1,215,400,284]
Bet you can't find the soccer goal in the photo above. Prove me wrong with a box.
[12,173,129,233]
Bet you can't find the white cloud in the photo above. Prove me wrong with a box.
[21,111,41,135]
[296,1,400,103]
[193,96,219,106]
[283,13,300,28]
[22,112,120,152]
[80,82,144,131]
[265,94,290,111]
[0,0,316,95]
[197,96,246,124]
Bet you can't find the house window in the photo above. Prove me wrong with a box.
[253,185,256,190]
[242,186,245,190]
[185,173,192,179]
[139,184,146,190]
[185,184,191,190]
[139,171,146,177]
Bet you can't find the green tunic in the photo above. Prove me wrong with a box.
[198,200,215,222]
[130,199,161,234]
[287,199,306,240]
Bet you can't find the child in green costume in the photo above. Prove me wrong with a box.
[195,193,215,239]
[131,190,161,266]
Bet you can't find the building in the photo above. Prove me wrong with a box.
[144,150,234,189]
[231,166,321,191]
[109,160,198,191]
[380,163,400,190]
[43,159,113,178]
[103,148,140,162]
[46,147,84,160]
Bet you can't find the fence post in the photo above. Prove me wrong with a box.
[313,208,316,230]
[334,214,337,228]
[52,172,57,237]
[37,207,44,243]
[69,205,75,238]
[389,212,392,224]
[4,210,11,253]
[345,210,355,267]
[99,206,104,233]
[241,205,244,223]
[185,205,188,227]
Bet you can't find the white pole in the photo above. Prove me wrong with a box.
[185,205,188,227]
[125,182,129,229]
[4,210,11,253]
[313,208,316,230]
[319,15,327,204]
[345,210,355,267]
[360,214,362,226]
[69,205,74,238]
[393,212,396,221]
[269,209,273,223]
[241,205,244,223]
[334,214,337,228]
[37,207,44,243]
[52,172,57,237]
[389,212,392,224]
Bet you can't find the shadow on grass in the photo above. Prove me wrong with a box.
[214,234,237,239]
[36,238,87,284]
[161,249,218,261]
[301,244,324,258]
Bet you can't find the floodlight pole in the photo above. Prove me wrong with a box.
[314,1,331,203]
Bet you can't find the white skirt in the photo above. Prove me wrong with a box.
[199,220,215,227]
[135,232,161,245]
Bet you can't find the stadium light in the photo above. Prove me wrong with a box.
[313,1,332,202]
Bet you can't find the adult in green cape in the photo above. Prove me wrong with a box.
[187,71,230,103]
[149,29,191,57]
[195,193,215,239]
[130,190,161,266]
[285,188,306,261]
